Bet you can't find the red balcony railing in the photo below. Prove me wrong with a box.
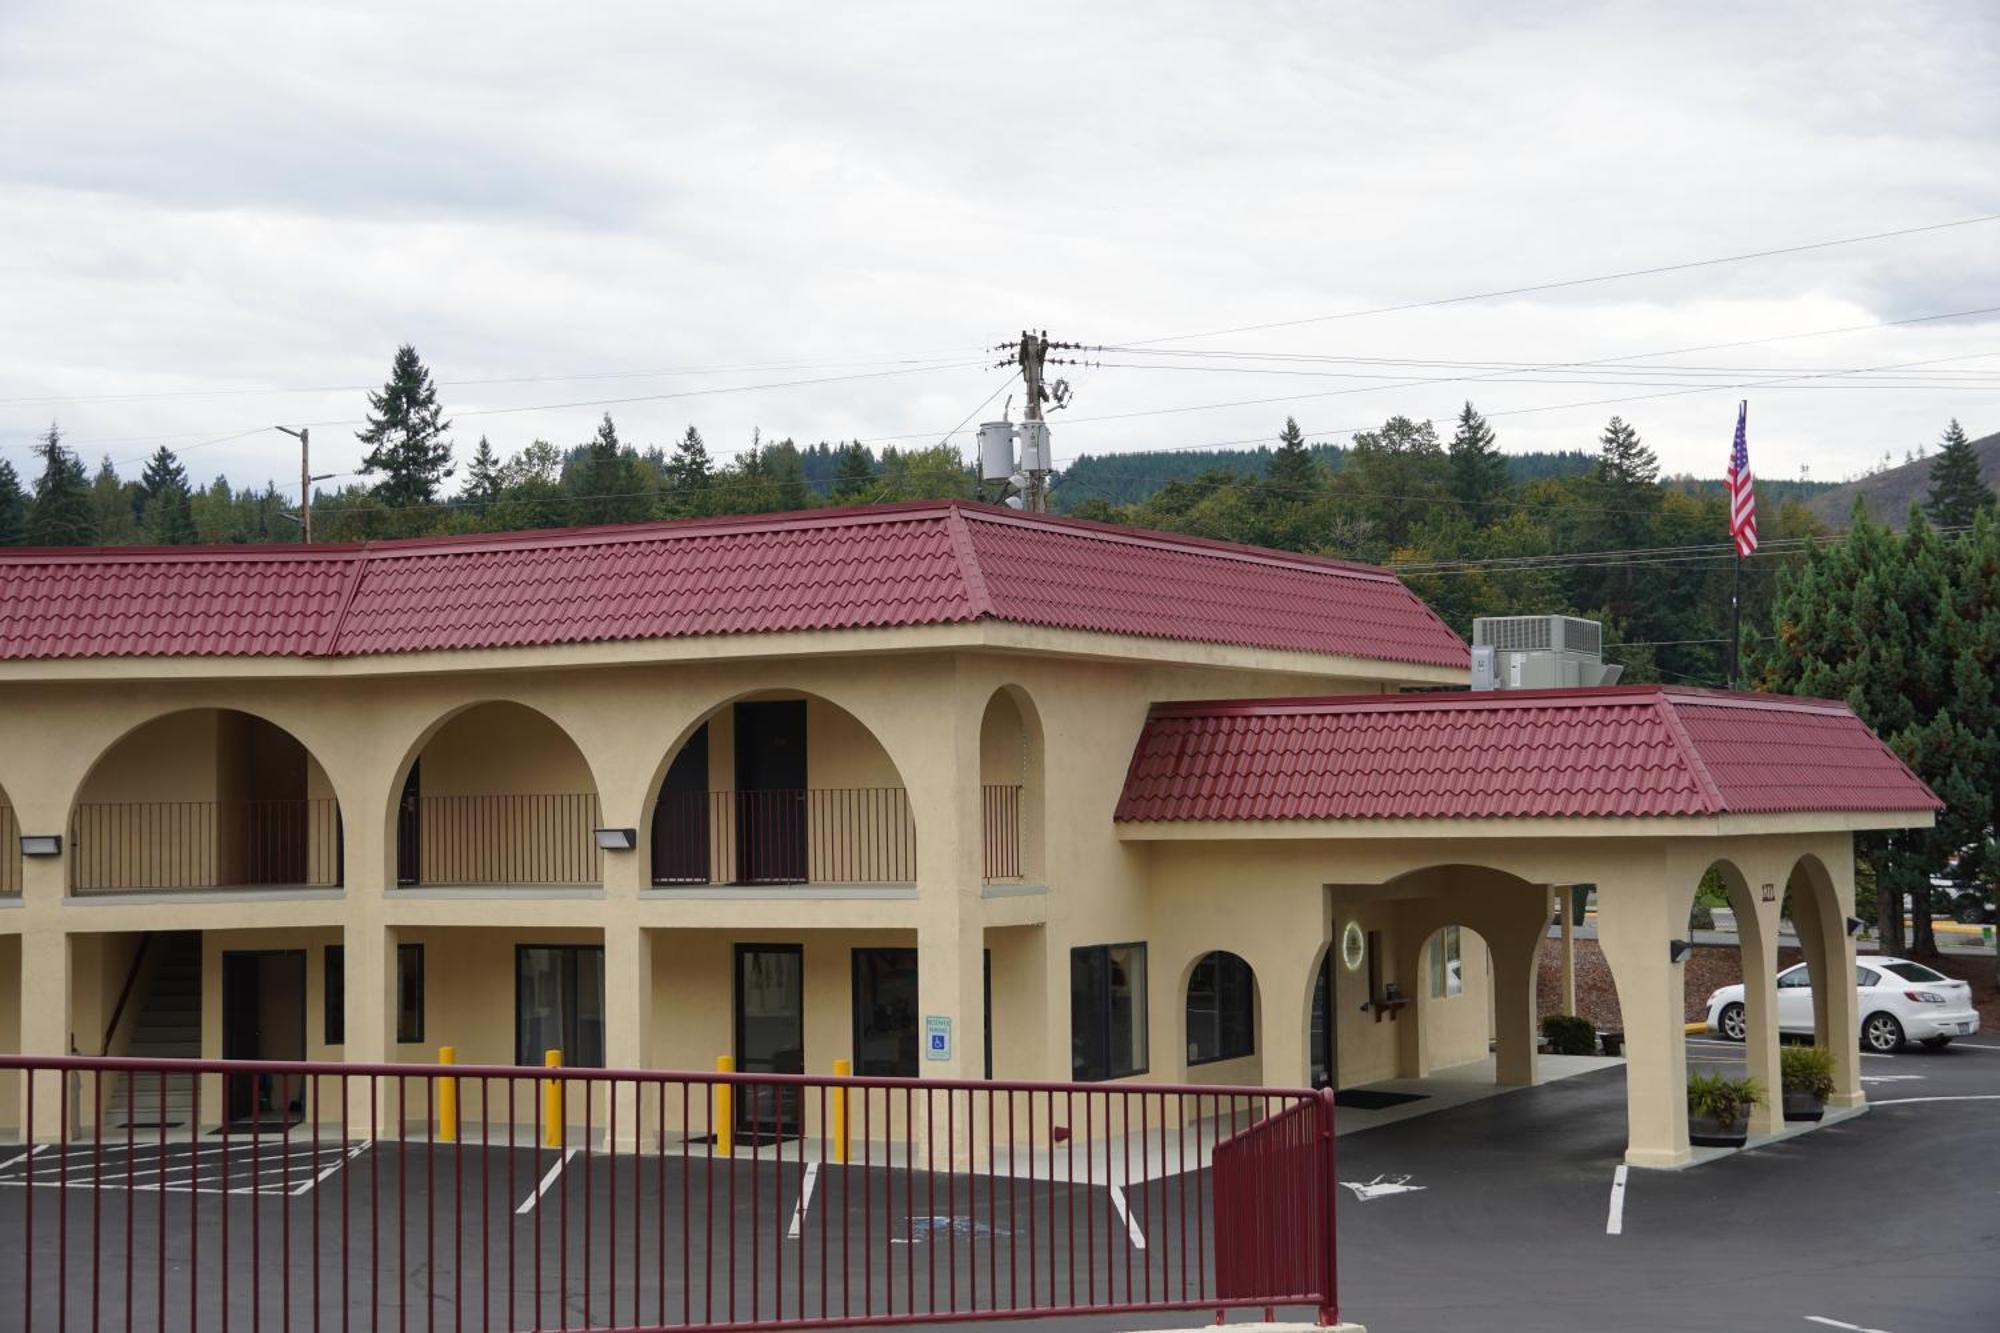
[0,1053,1341,1331]
[0,804,19,895]
[398,793,602,887]
[68,800,342,893]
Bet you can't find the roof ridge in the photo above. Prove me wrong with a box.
[318,546,373,657]
[954,503,1405,583]
[1651,693,1729,815]
[943,505,995,620]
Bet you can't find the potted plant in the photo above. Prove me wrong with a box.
[1780,1045,1835,1123]
[1687,1072,1764,1147]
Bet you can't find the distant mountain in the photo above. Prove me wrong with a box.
[1053,445,1596,510]
[1806,429,2000,528]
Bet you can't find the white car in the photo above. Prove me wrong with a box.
[1704,957,1981,1053]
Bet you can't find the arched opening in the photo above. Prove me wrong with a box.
[1184,949,1260,1081]
[1416,922,1495,1076]
[647,691,913,887]
[69,709,341,892]
[979,686,1045,882]
[394,701,600,887]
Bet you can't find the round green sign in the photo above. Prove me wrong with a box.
[1341,920,1366,972]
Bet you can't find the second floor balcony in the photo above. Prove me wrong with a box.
[69,799,342,894]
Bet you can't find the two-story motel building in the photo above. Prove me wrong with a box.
[0,500,1938,1167]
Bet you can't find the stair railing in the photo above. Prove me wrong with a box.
[100,933,155,1056]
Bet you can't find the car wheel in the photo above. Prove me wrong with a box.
[1718,1002,1747,1042]
[1920,1036,1952,1050]
[1863,1011,1905,1053]
[1954,899,1984,925]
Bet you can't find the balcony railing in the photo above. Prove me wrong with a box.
[398,792,602,887]
[983,782,1023,879]
[68,799,342,893]
[0,804,18,895]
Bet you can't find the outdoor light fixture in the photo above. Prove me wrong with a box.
[1845,915,1866,938]
[20,834,62,857]
[1668,939,1692,964]
[593,827,638,852]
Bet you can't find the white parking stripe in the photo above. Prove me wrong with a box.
[1805,1315,1897,1332]
[1604,1165,1628,1236]
[515,1148,577,1215]
[1107,1184,1147,1251]
[1867,1094,2000,1106]
[294,1140,371,1196]
[786,1162,820,1239]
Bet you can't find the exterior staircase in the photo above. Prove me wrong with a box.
[106,931,201,1127]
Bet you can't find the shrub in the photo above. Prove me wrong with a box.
[1780,1045,1836,1100]
[1687,1072,1764,1129]
[1541,1014,1598,1056]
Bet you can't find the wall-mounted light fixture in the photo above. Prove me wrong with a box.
[20,834,62,857]
[1668,939,1692,965]
[593,828,638,852]
[1845,915,1866,938]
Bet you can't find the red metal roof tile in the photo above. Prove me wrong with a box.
[0,501,1467,667]
[1114,686,1942,822]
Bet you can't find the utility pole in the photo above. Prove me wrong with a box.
[276,426,334,544]
[995,330,1081,513]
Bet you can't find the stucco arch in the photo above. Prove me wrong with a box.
[1784,852,1863,1108]
[67,707,345,892]
[1180,949,1262,1082]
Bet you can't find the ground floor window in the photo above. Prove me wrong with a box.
[1071,942,1147,1081]
[852,947,919,1077]
[516,945,605,1067]
[1429,925,1463,999]
[397,942,425,1043]
[325,945,345,1045]
[1186,950,1255,1065]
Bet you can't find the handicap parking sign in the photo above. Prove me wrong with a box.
[924,1015,952,1061]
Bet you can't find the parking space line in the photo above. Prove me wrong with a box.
[1107,1184,1147,1251]
[786,1161,820,1239]
[1868,1094,2000,1106]
[515,1147,577,1215]
[0,1144,50,1172]
[1805,1315,1898,1332]
[1604,1164,1628,1236]
[294,1140,371,1196]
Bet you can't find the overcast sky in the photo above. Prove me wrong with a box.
[3,1,1997,503]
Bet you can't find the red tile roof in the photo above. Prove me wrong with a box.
[1115,686,1942,822]
[0,501,1468,667]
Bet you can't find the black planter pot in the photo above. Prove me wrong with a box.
[1600,1031,1625,1058]
[1782,1090,1825,1123]
[1688,1112,1749,1147]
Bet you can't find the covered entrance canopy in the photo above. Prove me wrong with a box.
[1116,685,1942,1168]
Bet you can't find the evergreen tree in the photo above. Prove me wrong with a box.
[1923,418,1993,529]
[0,458,25,545]
[1263,417,1320,503]
[134,445,190,520]
[142,481,198,544]
[570,414,651,526]
[1334,415,1447,558]
[831,441,876,501]
[1593,415,1659,489]
[356,344,454,509]
[1447,401,1507,518]
[462,435,502,503]
[26,424,96,546]
[662,426,713,515]
[91,456,141,544]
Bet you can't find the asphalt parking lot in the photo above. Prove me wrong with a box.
[3,1040,1995,1332]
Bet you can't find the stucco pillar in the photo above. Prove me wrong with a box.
[605,925,653,1151]
[342,922,394,1130]
[1730,868,1784,1137]
[1490,919,1545,1087]
[1559,888,1577,1016]
[1790,858,1862,1109]
[1392,926,1429,1079]
[1595,860,1693,1168]
[913,674,988,1089]
[17,925,72,1142]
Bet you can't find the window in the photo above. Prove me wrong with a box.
[1186,952,1255,1065]
[1428,926,1463,999]
[324,945,345,1045]
[1856,967,1881,988]
[1777,966,1812,989]
[1071,943,1147,1081]
[1884,961,1947,984]
[852,948,919,1077]
[516,945,606,1067]
[396,943,425,1044]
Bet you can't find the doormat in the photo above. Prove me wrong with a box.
[689,1131,802,1148]
[1333,1089,1427,1111]
[208,1116,303,1136]
[117,1121,183,1130]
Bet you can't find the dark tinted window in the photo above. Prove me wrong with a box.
[1187,952,1255,1065]
[396,943,424,1044]
[1884,962,1946,984]
[1072,944,1147,1081]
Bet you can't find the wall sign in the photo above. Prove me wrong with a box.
[924,1015,953,1061]
[1341,921,1366,972]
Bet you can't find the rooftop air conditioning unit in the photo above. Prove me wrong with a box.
[1471,615,1624,690]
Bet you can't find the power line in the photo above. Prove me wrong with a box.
[1119,212,2000,345]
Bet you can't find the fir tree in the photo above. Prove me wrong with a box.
[662,426,713,515]
[134,445,190,520]
[356,344,454,509]
[142,481,198,544]
[462,435,502,503]
[1923,418,1993,529]
[26,424,96,546]
[571,414,650,526]
[1447,401,1506,517]
[91,456,140,545]
[1263,417,1319,502]
[1593,415,1658,488]
[0,458,25,545]
[831,441,876,501]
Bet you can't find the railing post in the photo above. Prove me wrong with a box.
[438,1046,458,1144]
[1317,1087,1340,1327]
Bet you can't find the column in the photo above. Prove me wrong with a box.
[1789,865,1862,1109]
[342,921,393,1130]
[1595,862,1692,1168]
[17,926,72,1143]
[1489,922,1544,1087]
[604,926,654,1152]
[1392,925,1430,1079]
[1731,872,1784,1137]
[1560,887,1578,1016]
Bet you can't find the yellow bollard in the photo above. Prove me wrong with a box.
[714,1055,734,1159]
[438,1046,458,1144]
[543,1050,563,1149]
[832,1058,851,1165]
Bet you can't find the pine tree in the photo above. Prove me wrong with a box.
[1924,418,1993,529]
[1263,417,1319,502]
[134,445,190,520]
[462,435,502,503]
[1447,401,1507,517]
[0,458,25,545]
[26,424,96,546]
[831,441,876,501]
[662,426,713,515]
[571,414,650,526]
[356,344,454,509]
[1594,415,1658,489]
[142,482,198,544]
[90,456,140,544]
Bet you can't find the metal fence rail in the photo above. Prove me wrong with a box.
[399,793,603,887]
[0,1054,1339,1331]
[651,788,918,886]
[68,800,342,893]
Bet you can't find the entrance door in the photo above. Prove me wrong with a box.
[1310,952,1338,1089]
[221,949,307,1123]
[734,701,807,883]
[735,944,804,1136]
[852,947,919,1077]
[652,724,712,884]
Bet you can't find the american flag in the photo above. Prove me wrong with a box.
[1727,401,1757,558]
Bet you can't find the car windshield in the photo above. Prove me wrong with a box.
[1884,961,1948,983]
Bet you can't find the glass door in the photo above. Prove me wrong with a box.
[735,944,804,1136]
